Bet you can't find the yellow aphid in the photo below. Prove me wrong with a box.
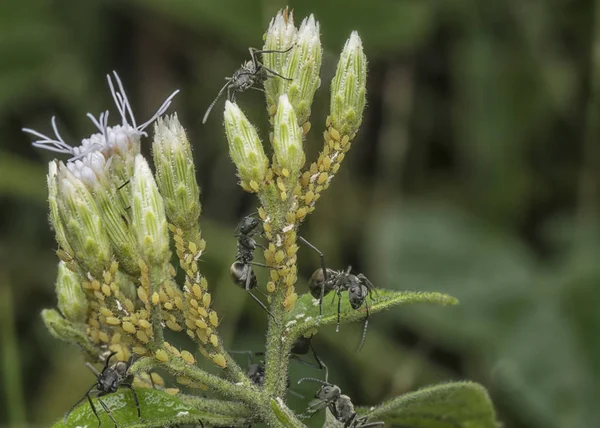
[138,259,148,272]
[106,317,121,326]
[269,104,277,116]
[210,334,219,347]
[155,349,169,362]
[192,284,202,299]
[330,127,341,141]
[287,244,299,257]
[202,293,211,308]
[176,376,191,386]
[199,239,206,252]
[111,333,121,344]
[91,280,101,291]
[166,320,181,331]
[212,353,227,368]
[341,135,350,147]
[100,307,113,318]
[195,319,208,329]
[302,121,312,135]
[199,347,210,359]
[275,250,285,264]
[270,270,279,281]
[305,191,315,204]
[186,329,195,339]
[98,332,110,343]
[258,207,267,220]
[136,330,150,343]
[296,207,308,219]
[250,180,260,192]
[281,168,290,177]
[165,388,180,395]
[209,311,219,327]
[188,241,197,254]
[280,191,287,201]
[110,282,119,293]
[181,350,196,365]
[169,346,181,358]
[138,319,151,329]
[286,212,296,223]
[103,271,112,284]
[197,307,208,318]
[185,319,196,330]
[189,299,198,308]
[151,372,165,386]
[240,181,252,192]
[137,287,148,302]
[159,290,168,303]
[110,261,119,274]
[266,281,276,293]
[196,329,208,344]
[317,172,328,185]
[321,156,332,171]
[205,327,213,336]
[89,317,100,329]
[200,277,208,289]
[94,291,105,301]
[175,297,184,310]
[332,163,340,174]
[164,302,173,311]
[132,346,147,355]
[337,153,345,163]
[151,292,160,305]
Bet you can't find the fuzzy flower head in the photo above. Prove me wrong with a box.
[23,72,179,183]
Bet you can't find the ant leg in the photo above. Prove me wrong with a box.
[118,179,130,190]
[309,341,325,370]
[248,261,278,269]
[357,298,370,352]
[122,384,142,421]
[336,288,342,333]
[86,393,102,428]
[250,45,295,56]
[64,385,96,423]
[298,237,328,281]
[97,396,118,428]
[262,65,293,81]
[248,290,279,324]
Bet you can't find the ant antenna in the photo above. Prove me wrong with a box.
[297,377,329,386]
[203,80,230,124]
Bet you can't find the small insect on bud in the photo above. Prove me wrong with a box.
[330,31,367,137]
[224,102,269,190]
[272,95,305,179]
[131,155,170,265]
[281,14,322,125]
[56,261,88,323]
[55,161,112,277]
[152,114,201,229]
[263,8,297,108]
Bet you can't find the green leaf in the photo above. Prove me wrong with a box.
[54,388,244,428]
[285,289,457,339]
[358,382,497,428]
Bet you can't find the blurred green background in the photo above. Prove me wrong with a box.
[1,0,599,427]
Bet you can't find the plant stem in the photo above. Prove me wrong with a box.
[149,265,166,348]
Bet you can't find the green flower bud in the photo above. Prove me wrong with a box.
[56,261,88,323]
[41,308,97,359]
[47,161,74,257]
[273,95,305,177]
[131,154,170,265]
[263,8,297,109]
[224,101,269,192]
[56,161,112,277]
[281,14,322,125]
[152,114,201,229]
[330,31,367,137]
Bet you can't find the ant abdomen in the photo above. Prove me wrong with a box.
[230,261,257,290]
[308,268,335,299]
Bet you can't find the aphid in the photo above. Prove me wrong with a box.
[202,46,294,124]
[64,351,142,427]
[230,214,276,319]
[299,237,378,351]
[298,377,384,428]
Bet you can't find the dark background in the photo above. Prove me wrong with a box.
[1,0,599,427]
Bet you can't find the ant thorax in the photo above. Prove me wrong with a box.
[334,395,356,422]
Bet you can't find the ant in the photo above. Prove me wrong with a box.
[299,237,379,351]
[202,46,294,123]
[230,215,278,320]
[298,376,384,428]
[64,351,142,427]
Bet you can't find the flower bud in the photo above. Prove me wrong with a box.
[280,14,322,125]
[263,8,297,109]
[47,161,74,258]
[224,101,269,191]
[330,31,367,137]
[273,95,305,177]
[56,162,112,277]
[131,155,170,265]
[152,114,201,229]
[56,261,88,323]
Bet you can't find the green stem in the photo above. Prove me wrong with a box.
[149,266,166,349]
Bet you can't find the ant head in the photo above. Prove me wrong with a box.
[247,362,265,386]
[239,216,260,235]
[348,283,367,309]
[316,384,341,401]
[97,365,120,393]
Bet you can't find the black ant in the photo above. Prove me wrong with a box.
[299,237,379,351]
[298,377,384,428]
[64,351,142,427]
[202,46,294,124]
[230,215,279,320]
